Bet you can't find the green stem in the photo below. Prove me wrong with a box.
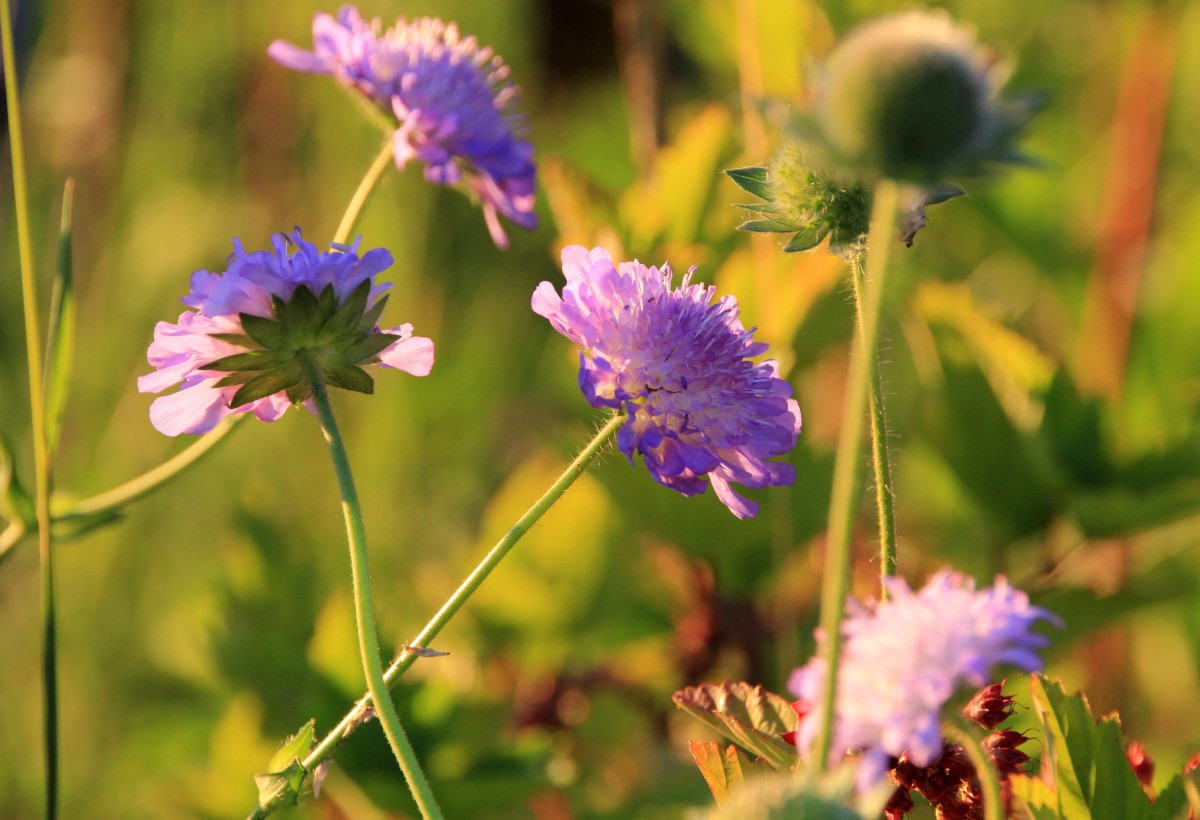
[333,137,395,246]
[2,5,57,817]
[2,131,397,568]
[247,412,624,818]
[299,353,443,820]
[812,179,899,771]
[0,416,246,567]
[848,253,898,592]
[944,719,1002,820]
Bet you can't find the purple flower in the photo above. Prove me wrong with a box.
[140,229,434,436]
[269,7,536,249]
[532,246,802,518]
[788,570,1059,789]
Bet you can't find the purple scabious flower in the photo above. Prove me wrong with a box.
[139,229,434,437]
[788,570,1059,790]
[532,245,802,519]
[269,7,537,249]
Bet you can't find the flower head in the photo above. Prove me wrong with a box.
[810,9,1038,185]
[140,229,434,436]
[788,570,1058,789]
[532,246,802,518]
[269,7,536,249]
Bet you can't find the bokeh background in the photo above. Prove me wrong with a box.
[1,0,1199,816]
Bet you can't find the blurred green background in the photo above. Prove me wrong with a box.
[1,0,1199,816]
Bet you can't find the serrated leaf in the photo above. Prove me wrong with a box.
[43,179,75,456]
[240,313,289,349]
[689,740,744,808]
[738,217,798,234]
[1023,675,1163,820]
[725,166,772,199]
[1148,776,1188,820]
[673,682,800,770]
[784,225,829,253]
[324,365,374,394]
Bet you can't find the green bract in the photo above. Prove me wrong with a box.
[205,279,398,408]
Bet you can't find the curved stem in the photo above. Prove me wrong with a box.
[246,412,624,818]
[848,254,898,592]
[2,4,57,816]
[812,180,899,771]
[300,352,443,820]
[333,137,395,246]
[944,719,1002,820]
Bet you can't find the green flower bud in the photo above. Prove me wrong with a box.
[815,10,1015,184]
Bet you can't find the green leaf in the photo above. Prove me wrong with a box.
[1008,773,1062,820]
[203,350,288,373]
[43,179,75,457]
[316,283,338,317]
[1147,776,1188,820]
[353,293,389,335]
[324,365,374,394]
[688,740,744,808]
[230,366,303,408]
[239,313,289,349]
[343,332,400,363]
[724,166,772,200]
[267,719,315,772]
[1019,675,1165,820]
[207,332,258,349]
[0,435,35,526]
[783,225,828,252]
[285,382,313,405]
[278,285,324,344]
[321,279,372,339]
[738,217,798,234]
[673,681,799,771]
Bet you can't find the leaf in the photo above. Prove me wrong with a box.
[239,313,289,349]
[230,366,302,408]
[203,350,287,373]
[342,332,400,363]
[1018,675,1168,820]
[323,365,374,395]
[673,681,800,771]
[254,719,317,811]
[738,217,798,234]
[725,166,772,200]
[278,284,324,343]
[43,179,75,457]
[689,740,744,808]
[321,279,372,339]
[207,332,257,348]
[783,225,829,253]
[0,435,35,526]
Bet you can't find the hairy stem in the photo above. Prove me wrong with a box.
[300,352,444,820]
[848,253,898,592]
[247,412,623,817]
[812,179,899,770]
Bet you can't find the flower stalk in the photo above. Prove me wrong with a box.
[246,412,624,816]
[301,350,444,820]
[848,253,898,590]
[812,178,899,770]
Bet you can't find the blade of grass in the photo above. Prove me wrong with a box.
[44,179,75,458]
[2,1,57,815]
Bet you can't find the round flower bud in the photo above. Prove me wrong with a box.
[815,10,1001,184]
